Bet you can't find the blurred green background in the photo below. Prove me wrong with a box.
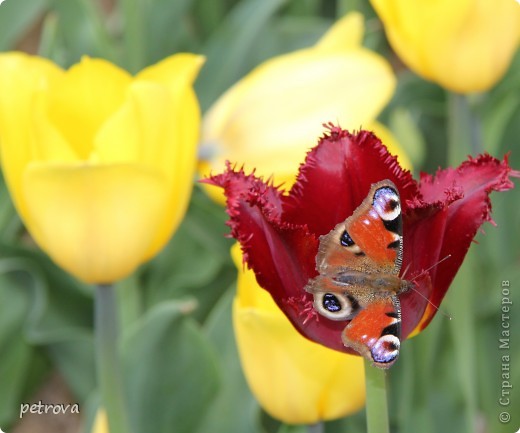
[0,0,519,432]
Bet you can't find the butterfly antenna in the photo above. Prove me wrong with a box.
[410,254,452,282]
[408,285,452,320]
[407,254,453,320]
[401,262,412,279]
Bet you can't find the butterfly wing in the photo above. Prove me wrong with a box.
[342,295,401,368]
[306,180,404,310]
[304,180,406,368]
[315,179,403,278]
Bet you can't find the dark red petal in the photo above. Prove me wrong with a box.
[282,126,419,236]
[205,127,519,357]
[400,154,520,336]
[204,164,349,351]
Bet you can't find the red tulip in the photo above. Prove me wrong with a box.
[204,126,519,354]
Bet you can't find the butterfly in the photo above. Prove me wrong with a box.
[305,180,413,369]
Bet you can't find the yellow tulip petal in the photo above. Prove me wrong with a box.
[231,244,365,424]
[22,162,169,283]
[203,48,395,186]
[142,85,200,259]
[0,52,64,221]
[94,82,176,167]
[315,12,364,51]
[433,0,520,92]
[371,0,520,92]
[30,93,80,163]
[234,299,365,423]
[136,53,205,94]
[94,81,199,259]
[47,57,132,159]
[91,409,109,433]
[368,121,412,171]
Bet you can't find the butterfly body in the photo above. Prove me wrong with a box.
[305,180,412,368]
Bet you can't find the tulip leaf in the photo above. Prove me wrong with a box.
[445,251,478,433]
[389,107,426,169]
[144,0,195,65]
[0,179,19,243]
[49,0,117,66]
[0,245,96,401]
[286,0,320,15]
[142,188,235,321]
[0,272,35,426]
[122,301,220,433]
[197,0,288,110]
[196,287,263,433]
[482,94,520,155]
[276,424,309,433]
[0,0,47,51]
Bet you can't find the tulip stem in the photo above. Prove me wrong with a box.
[446,91,478,433]
[120,0,146,73]
[307,422,324,433]
[364,359,390,433]
[95,284,133,433]
[447,92,482,165]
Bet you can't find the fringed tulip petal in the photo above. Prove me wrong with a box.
[207,127,518,355]
[405,154,520,336]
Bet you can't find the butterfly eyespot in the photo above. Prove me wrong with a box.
[323,294,341,312]
[371,335,400,364]
[340,230,355,247]
[373,186,401,224]
[312,292,356,320]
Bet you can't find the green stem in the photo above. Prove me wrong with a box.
[95,284,133,433]
[447,92,483,164]
[119,0,146,73]
[307,422,324,433]
[446,91,478,433]
[364,359,390,433]
[337,0,361,16]
[80,0,118,63]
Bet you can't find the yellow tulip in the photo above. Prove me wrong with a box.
[201,12,407,202]
[370,0,520,93]
[0,53,204,283]
[91,409,109,433]
[231,244,365,424]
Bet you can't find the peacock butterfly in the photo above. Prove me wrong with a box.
[305,179,413,369]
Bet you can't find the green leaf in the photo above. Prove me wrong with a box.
[388,107,426,170]
[277,424,309,433]
[0,177,19,243]
[196,288,263,433]
[482,94,520,155]
[444,249,478,433]
[141,187,235,322]
[0,247,96,400]
[144,0,195,65]
[47,0,117,67]
[197,0,288,110]
[0,271,34,426]
[122,301,220,433]
[0,0,47,51]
